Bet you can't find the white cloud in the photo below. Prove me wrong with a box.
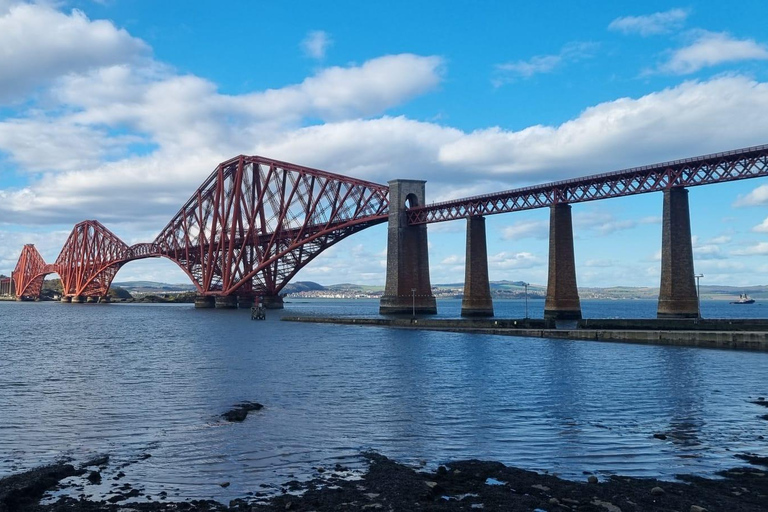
[494,42,598,83]
[584,259,614,268]
[694,244,725,259]
[752,217,768,233]
[302,30,332,59]
[501,220,549,240]
[709,235,732,244]
[439,76,768,180]
[731,242,768,256]
[660,31,768,74]
[488,251,541,270]
[0,3,148,103]
[734,184,768,206]
[608,9,689,36]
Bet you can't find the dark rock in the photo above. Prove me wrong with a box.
[588,475,599,484]
[222,401,264,422]
[653,433,668,440]
[86,471,101,484]
[0,462,79,511]
[81,455,109,468]
[736,453,768,467]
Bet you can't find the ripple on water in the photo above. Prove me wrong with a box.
[1,299,767,503]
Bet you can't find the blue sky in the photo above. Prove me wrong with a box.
[2,0,768,288]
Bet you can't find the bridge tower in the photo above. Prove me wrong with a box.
[657,187,699,318]
[380,180,437,315]
[544,203,582,321]
[461,216,494,317]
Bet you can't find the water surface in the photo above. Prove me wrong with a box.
[1,299,767,503]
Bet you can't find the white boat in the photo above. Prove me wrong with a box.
[731,293,755,304]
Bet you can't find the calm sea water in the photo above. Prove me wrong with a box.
[1,298,767,503]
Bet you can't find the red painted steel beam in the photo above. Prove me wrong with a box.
[12,244,54,299]
[408,144,768,224]
[153,155,389,296]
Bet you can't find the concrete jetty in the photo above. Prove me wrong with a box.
[281,316,768,352]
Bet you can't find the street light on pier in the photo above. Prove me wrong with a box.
[411,288,416,318]
[694,273,703,319]
[523,282,530,319]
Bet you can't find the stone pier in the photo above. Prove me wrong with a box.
[544,203,582,321]
[238,296,254,309]
[60,296,72,303]
[461,216,493,317]
[379,180,437,315]
[657,187,699,318]
[215,295,238,309]
[194,295,215,308]
[262,295,284,309]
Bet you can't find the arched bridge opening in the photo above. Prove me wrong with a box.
[12,156,390,307]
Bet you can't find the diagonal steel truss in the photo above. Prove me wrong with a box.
[408,144,768,224]
[154,156,389,296]
[12,156,390,299]
[12,244,54,299]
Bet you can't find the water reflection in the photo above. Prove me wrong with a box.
[1,299,768,503]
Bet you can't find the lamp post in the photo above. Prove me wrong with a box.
[694,273,703,319]
[411,288,416,318]
[523,282,530,319]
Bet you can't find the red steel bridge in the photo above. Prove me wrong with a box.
[12,156,390,303]
[11,143,768,304]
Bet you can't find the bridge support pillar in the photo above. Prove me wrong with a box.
[657,187,699,318]
[215,295,238,309]
[461,216,493,317]
[238,296,254,309]
[98,296,110,303]
[73,295,85,303]
[86,296,97,303]
[262,295,284,309]
[380,180,437,315]
[194,295,215,308]
[544,204,582,321]
[60,296,72,303]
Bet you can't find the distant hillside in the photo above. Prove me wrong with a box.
[282,281,326,294]
[113,281,197,293]
[106,279,768,301]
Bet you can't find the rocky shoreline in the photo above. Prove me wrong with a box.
[2,452,768,512]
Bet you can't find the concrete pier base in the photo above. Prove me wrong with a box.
[73,296,85,304]
[98,296,110,303]
[544,204,582,321]
[238,296,254,309]
[215,295,238,309]
[194,295,215,308]
[262,295,284,309]
[461,216,494,317]
[86,296,97,303]
[60,296,72,303]
[380,180,437,315]
[657,187,699,319]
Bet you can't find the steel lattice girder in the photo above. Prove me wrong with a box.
[153,155,389,296]
[12,244,54,299]
[54,220,136,297]
[408,144,768,224]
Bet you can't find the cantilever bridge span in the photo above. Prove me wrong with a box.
[13,156,390,306]
[11,144,768,316]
